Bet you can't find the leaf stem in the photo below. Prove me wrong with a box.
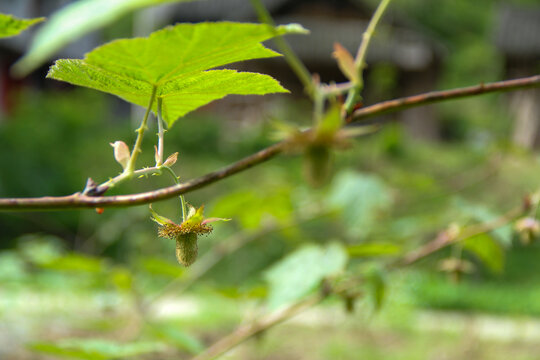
[249,0,316,98]
[344,0,392,114]
[156,97,165,167]
[125,86,158,174]
[161,165,187,222]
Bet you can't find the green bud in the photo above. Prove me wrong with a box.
[175,233,198,267]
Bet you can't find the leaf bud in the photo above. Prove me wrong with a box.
[110,141,130,170]
[163,152,179,167]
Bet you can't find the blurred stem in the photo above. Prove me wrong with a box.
[161,165,187,222]
[126,86,158,174]
[156,97,165,167]
[344,0,392,114]
[249,0,316,98]
[191,294,325,360]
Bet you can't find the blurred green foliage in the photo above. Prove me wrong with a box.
[2,0,540,358]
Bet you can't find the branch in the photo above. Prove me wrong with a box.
[190,294,324,360]
[0,75,539,211]
[399,204,525,266]
[351,75,540,122]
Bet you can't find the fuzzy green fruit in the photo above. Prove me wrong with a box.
[176,233,198,267]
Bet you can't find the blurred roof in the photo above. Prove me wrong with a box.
[274,15,436,71]
[495,4,540,59]
[0,0,439,71]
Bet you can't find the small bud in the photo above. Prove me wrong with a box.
[163,152,179,167]
[110,141,130,170]
[332,42,357,83]
[176,233,198,267]
[515,217,540,244]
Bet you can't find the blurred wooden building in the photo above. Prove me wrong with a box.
[494,4,540,149]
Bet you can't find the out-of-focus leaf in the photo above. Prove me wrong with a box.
[30,339,166,360]
[463,233,504,274]
[328,171,392,239]
[151,326,203,354]
[12,0,194,76]
[17,234,64,265]
[0,13,44,38]
[265,243,348,309]
[140,257,185,278]
[45,22,307,127]
[347,243,401,257]
[110,267,133,291]
[40,253,105,273]
[0,251,27,281]
[454,198,513,246]
[364,266,386,311]
[211,188,293,229]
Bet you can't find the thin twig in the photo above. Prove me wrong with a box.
[399,204,524,266]
[190,294,324,360]
[344,0,392,113]
[249,0,315,98]
[351,75,540,122]
[1,76,539,211]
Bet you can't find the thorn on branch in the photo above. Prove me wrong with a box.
[82,177,108,197]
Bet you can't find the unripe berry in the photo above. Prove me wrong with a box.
[175,233,198,267]
[304,144,332,187]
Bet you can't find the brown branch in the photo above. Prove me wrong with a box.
[351,75,540,122]
[399,204,525,266]
[0,75,539,211]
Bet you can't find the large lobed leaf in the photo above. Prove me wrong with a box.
[0,13,44,39]
[47,22,307,127]
[12,0,195,76]
[265,243,348,309]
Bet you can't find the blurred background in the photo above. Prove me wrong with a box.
[1,0,540,359]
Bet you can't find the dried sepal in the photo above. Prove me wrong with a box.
[110,141,130,170]
[163,152,179,167]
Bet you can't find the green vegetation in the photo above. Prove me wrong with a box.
[1,0,540,359]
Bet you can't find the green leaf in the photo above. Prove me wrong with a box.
[0,13,44,38]
[151,326,204,354]
[463,233,505,274]
[41,253,105,273]
[265,243,348,309]
[363,266,386,311]
[211,187,294,229]
[12,0,195,76]
[453,198,513,246]
[46,22,307,127]
[328,171,392,239]
[346,242,401,257]
[30,339,166,360]
[140,257,185,278]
